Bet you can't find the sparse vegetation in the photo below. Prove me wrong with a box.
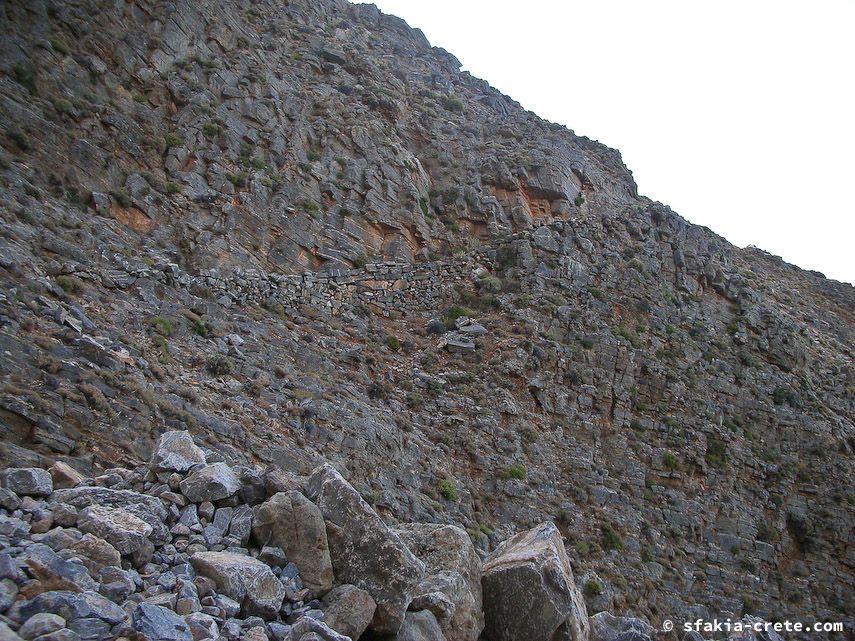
[437,480,458,501]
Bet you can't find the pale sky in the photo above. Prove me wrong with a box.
[362,0,855,285]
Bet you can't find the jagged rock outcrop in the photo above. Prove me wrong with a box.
[482,522,590,641]
[306,463,426,634]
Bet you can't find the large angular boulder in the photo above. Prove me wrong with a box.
[179,463,240,503]
[150,431,206,472]
[190,551,286,619]
[50,487,169,544]
[76,505,152,556]
[481,522,589,641]
[321,584,376,640]
[305,464,425,635]
[395,523,483,641]
[1,468,52,497]
[252,491,334,594]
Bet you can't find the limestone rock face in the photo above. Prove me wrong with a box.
[149,430,206,472]
[306,464,425,635]
[190,551,286,620]
[179,463,240,503]
[252,490,334,595]
[482,522,589,641]
[395,523,483,641]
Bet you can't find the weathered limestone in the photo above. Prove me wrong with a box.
[149,430,206,472]
[320,584,377,640]
[190,551,287,620]
[481,522,589,641]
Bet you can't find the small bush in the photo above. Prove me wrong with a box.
[206,355,233,376]
[705,439,727,469]
[386,336,400,351]
[406,392,424,410]
[574,194,585,207]
[419,198,430,217]
[601,523,624,551]
[437,480,458,501]
[584,580,602,597]
[166,181,180,194]
[442,305,469,329]
[226,171,247,188]
[306,149,321,162]
[148,316,175,337]
[353,255,369,269]
[11,64,36,95]
[164,133,182,149]
[506,464,526,480]
[202,122,221,137]
[662,452,679,471]
[641,545,653,563]
[190,319,211,337]
[55,275,83,294]
[442,95,464,112]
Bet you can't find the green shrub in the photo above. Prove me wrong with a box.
[166,181,180,194]
[705,439,727,469]
[226,171,247,188]
[406,392,424,410]
[506,464,526,480]
[353,254,369,269]
[574,194,585,207]
[11,64,36,95]
[52,98,73,114]
[437,480,458,501]
[662,452,679,471]
[206,354,233,376]
[641,545,653,563]
[202,122,221,137]
[584,580,602,597]
[190,319,211,337]
[443,305,469,329]
[386,336,400,351]
[55,275,83,294]
[306,149,321,162]
[164,133,182,149]
[442,95,464,112]
[148,316,175,337]
[601,523,624,551]
[419,198,430,217]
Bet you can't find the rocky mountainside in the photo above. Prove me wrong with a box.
[0,0,852,638]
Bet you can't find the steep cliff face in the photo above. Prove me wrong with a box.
[0,0,852,633]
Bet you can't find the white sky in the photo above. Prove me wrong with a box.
[362,0,855,285]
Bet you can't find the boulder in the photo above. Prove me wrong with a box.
[50,487,168,544]
[1,468,52,497]
[179,463,240,503]
[252,491,334,594]
[288,617,352,641]
[481,522,589,641]
[0,623,22,641]
[305,464,425,635]
[19,590,126,625]
[18,613,65,640]
[190,551,286,619]
[589,612,653,641]
[395,523,483,641]
[150,431,206,472]
[48,462,85,490]
[320,584,376,640]
[132,603,193,641]
[67,534,121,574]
[395,610,447,641]
[76,505,152,556]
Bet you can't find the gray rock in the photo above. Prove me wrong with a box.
[49,487,168,544]
[395,523,483,641]
[252,491,333,595]
[132,603,193,641]
[395,610,447,641]
[76,505,152,556]
[179,464,240,503]
[190,552,286,620]
[1,469,52,497]
[0,489,21,511]
[320,584,376,640]
[0,622,23,641]
[481,522,589,641]
[589,612,654,641]
[183,612,218,639]
[286,618,351,641]
[305,464,425,635]
[19,591,126,625]
[0,578,18,612]
[150,431,206,473]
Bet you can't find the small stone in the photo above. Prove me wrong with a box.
[48,463,85,490]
